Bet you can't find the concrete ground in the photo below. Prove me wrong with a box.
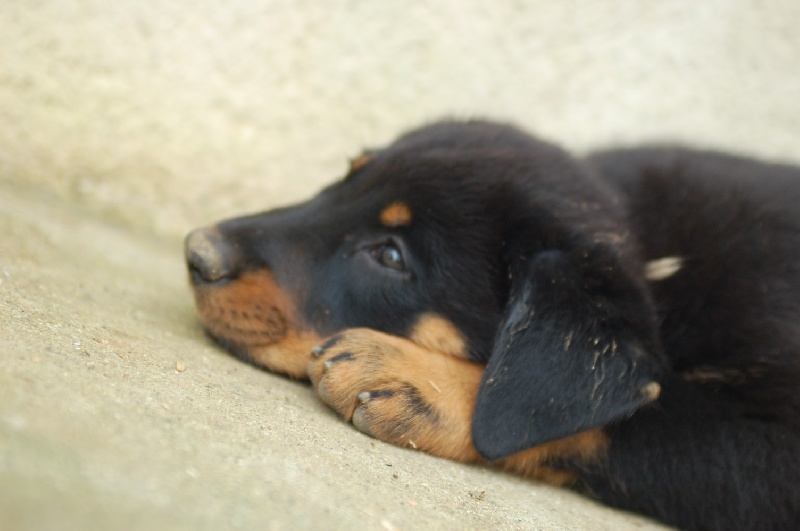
[0,186,668,530]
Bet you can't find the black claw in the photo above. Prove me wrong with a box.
[359,389,395,403]
[313,335,343,357]
[324,352,354,368]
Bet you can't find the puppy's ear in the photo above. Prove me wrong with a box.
[472,247,663,461]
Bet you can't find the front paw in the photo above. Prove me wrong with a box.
[307,329,432,443]
[307,328,482,461]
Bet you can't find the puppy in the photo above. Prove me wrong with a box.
[185,121,800,530]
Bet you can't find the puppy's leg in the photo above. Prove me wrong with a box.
[307,328,607,483]
[307,328,481,461]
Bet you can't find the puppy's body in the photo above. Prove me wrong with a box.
[186,122,800,530]
[581,148,800,526]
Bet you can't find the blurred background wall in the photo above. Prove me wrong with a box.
[2,0,798,238]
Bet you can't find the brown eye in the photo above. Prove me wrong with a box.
[373,244,405,271]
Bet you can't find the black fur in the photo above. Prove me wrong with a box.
[203,121,800,529]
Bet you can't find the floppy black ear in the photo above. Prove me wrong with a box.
[472,247,663,461]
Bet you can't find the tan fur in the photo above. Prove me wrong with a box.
[379,201,413,227]
[308,329,481,461]
[349,153,372,172]
[499,429,609,485]
[410,313,468,359]
[191,270,320,378]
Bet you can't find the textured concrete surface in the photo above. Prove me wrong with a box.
[0,184,668,530]
[2,1,799,529]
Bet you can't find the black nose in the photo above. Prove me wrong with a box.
[184,227,238,283]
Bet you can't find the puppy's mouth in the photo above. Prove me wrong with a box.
[199,299,288,356]
[189,270,321,379]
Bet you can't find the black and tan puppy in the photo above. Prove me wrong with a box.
[185,121,800,530]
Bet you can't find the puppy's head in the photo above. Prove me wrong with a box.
[186,121,663,458]
[185,121,528,375]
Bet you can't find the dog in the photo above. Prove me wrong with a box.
[185,121,800,530]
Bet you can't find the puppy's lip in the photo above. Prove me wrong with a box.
[188,263,236,287]
[203,324,287,353]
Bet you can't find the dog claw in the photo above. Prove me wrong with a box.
[357,391,372,403]
[312,335,343,358]
[323,352,354,370]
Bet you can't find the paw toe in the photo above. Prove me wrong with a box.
[316,379,335,408]
[351,405,374,437]
[325,352,353,367]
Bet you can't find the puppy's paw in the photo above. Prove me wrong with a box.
[307,328,482,461]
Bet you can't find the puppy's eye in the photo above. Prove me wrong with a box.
[371,244,406,272]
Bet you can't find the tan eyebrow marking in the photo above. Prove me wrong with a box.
[380,201,413,227]
[410,313,468,359]
[349,153,373,172]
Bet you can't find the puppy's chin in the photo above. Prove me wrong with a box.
[206,329,321,379]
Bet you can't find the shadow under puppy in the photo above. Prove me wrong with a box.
[185,120,800,530]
